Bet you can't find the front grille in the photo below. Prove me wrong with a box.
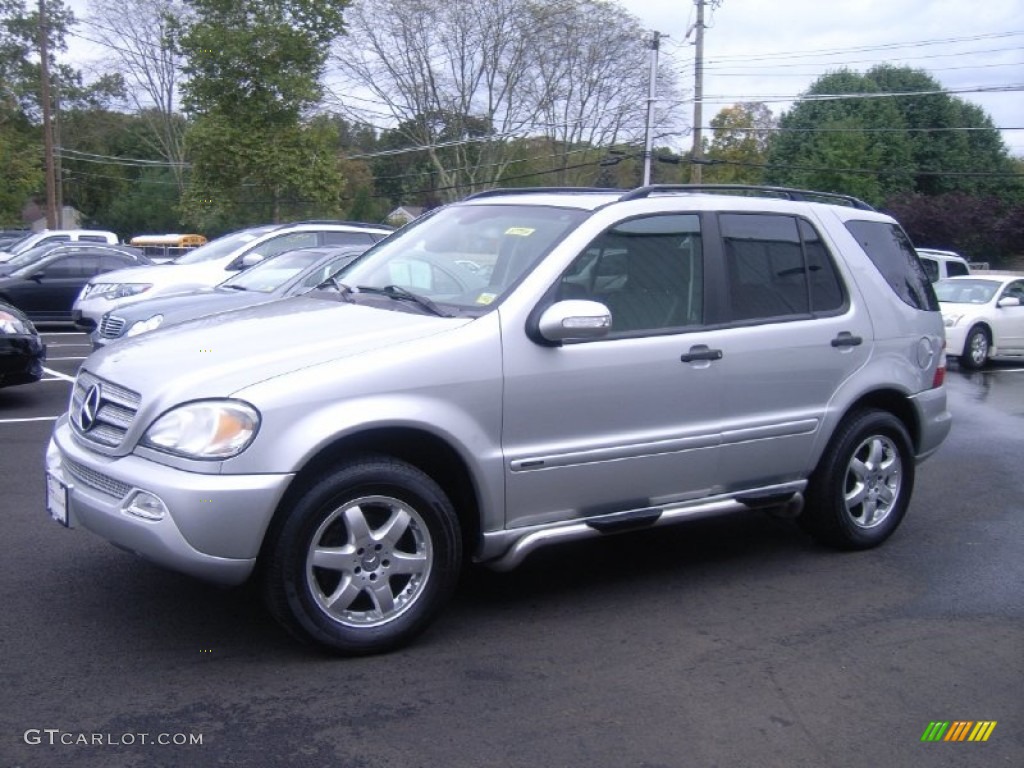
[71,370,141,448]
[63,455,132,500]
[98,315,126,339]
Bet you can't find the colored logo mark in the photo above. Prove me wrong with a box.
[921,721,997,742]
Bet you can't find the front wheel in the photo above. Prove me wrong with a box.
[961,325,990,369]
[263,455,462,655]
[800,410,914,550]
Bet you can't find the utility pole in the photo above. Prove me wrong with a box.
[38,0,58,229]
[690,0,706,183]
[642,31,661,186]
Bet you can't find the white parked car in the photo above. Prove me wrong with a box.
[0,229,119,262]
[935,274,1024,368]
[72,220,393,330]
[917,248,970,282]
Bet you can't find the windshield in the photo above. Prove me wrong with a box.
[336,203,588,314]
[934,279,1000,304]
[173,226,275,265]
[220,248,343,293]
[4,243,60,267]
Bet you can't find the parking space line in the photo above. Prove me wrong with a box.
[42,367,75,382]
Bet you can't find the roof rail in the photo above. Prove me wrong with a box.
[277,220,395,229]
[619,184,876,211]
[464,187,626,201]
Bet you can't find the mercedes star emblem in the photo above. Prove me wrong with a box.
[78,384,102,432]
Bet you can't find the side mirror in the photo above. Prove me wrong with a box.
[997,296,1021,308]
[240,253,265,268]
[534,300,612,344]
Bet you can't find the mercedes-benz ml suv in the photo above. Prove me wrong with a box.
[46,185,951,655]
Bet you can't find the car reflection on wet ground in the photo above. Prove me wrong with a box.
[945,360,1024,421]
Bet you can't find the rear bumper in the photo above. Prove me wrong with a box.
[909,385,952,462]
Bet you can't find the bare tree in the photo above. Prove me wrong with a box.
[85,0,187,187]
[329,0,680,198]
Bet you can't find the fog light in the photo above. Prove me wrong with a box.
[122,490,168,521]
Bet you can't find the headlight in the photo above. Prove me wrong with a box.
[0,310,31,335]
[87,283,152,300]
[141,400,260,459]
[125,315,164,337]
[943,313,964,328]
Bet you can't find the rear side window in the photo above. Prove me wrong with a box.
[946,260,970,278]
[845,220,938,311]
[721,213,845,322]
[919,256,939,282]
[323,231,376,246]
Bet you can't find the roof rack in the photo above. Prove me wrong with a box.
[463,187,626,201]
[619,184,876,211]
[278,220,395,230]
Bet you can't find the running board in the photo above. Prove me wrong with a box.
[485,495,798,572]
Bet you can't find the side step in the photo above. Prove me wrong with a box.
[485,494,802,572]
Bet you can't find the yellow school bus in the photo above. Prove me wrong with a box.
[130,234,207,263]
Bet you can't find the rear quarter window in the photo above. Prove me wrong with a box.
[844,220,938,311]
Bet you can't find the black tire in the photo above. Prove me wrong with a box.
[800,409,915,550]
[263,455,462,655]
[961,325,990,369]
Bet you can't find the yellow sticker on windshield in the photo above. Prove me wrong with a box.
[504,227,535,237]
[476,293,497,305]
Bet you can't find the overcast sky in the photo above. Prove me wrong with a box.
[64,0,1022,157]
[616,0,1023,156]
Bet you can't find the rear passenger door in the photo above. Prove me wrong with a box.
[703,212,872,488]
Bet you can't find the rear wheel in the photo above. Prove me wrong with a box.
[264,455,462,655]
[800,410,914,550]
[961,325,990,369]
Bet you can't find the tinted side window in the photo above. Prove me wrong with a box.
[322,231,375,246]
[558,214,703,335]
[40,257,83,278]
[721,214,844,322]
[919,256,939,282]
[946,261,970,278]
[845,220,938,311]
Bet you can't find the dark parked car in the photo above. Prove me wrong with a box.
[92,245,369,347]
[0,300,46,388]
[0,242,144,278]
[0,248,153,323]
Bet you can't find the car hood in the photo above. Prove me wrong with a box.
[87,295,472,402]
[109,288,266,325]
[90,262,226,289]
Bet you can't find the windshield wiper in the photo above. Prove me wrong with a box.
[221,284,249,291]
[316,276,357,302]
[355,285,449,317]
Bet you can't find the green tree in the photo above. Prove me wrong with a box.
[765,65,1015,206]
[702,102,776,184]
[173,0,349,228]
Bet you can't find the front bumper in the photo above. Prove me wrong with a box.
[47,415,293,585]
[943,324,968,358]
[0,335,45,385]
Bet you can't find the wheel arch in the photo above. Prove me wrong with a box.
[258,426,482,568]
[836,389,920,453]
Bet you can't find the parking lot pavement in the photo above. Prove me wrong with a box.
[1,345,1022,768]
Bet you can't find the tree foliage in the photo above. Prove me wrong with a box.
[765,65,1017,207]
[701,102,776,184]
[172,0,349,227]
[330,0,677,202]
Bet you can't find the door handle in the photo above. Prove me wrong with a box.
[680,344,723,363]
[831,332,863,348]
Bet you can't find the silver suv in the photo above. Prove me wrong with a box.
[45,186,951,655]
